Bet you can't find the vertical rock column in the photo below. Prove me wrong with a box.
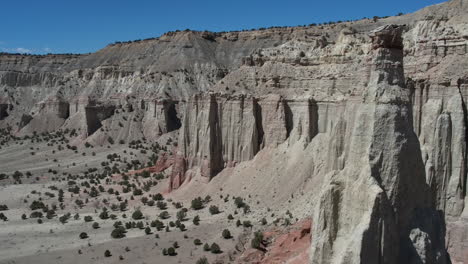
[310,25,447,264]
[170,94,224,190]
[142,98,181,139]
[219,95,262,166]
[18,96,70,134]
[169,93,321,191]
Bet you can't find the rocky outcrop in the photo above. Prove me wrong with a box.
[258,94,290,147]
[142,98,181,140]
[84,104,116,136]
[0,99,11,121]
[169,93,320,189]
[310,25,447,264]
[171,93,256,187]
[0,1,468,262]
[18,96,69,134]
[176,94,224,181]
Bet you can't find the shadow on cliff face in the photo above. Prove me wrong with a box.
[284,101,293,138]
[310,99,319,141]
[366,26,449,264]
[165,102,181,132]
[403,209,451,264]
[208,96,223,177]
[18,114,32,129]
[85,105,116,136]
[0,104,9,120]
[457,78,468,200]
[253,99,264,151]
[310,25,451,264]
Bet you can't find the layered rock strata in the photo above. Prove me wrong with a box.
[142,98,181,140]
[18,96,69,133]
[169,93,319,189]
[310,25,447,264]
[0,1,468,263]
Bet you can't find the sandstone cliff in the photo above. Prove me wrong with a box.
[1,0,468,263]
[310,24,446,264]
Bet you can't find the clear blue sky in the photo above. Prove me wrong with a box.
[0,0,446,54]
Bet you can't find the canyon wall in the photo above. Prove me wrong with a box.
[1,0,468,263]
[310,24,446,264]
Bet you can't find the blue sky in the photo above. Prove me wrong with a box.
[0,0,446,54]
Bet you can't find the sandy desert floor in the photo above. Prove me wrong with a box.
[0,130,310,264]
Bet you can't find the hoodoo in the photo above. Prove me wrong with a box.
[1,1,468,263]
[310,24,448,264]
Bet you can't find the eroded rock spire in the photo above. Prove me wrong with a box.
[310,25,448,264]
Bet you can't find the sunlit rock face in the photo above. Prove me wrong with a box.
[1,0,468,263]
[309,24,447,264]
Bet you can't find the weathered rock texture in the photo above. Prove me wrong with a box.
[1,0,468,263]
[310,24,447,264]
[142,98,181,140]
[169,92,320,189]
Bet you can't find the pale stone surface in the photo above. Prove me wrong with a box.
[309,25,445,264]
[1,1,468,263]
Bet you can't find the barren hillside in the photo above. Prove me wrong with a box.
[1,0,468,263]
